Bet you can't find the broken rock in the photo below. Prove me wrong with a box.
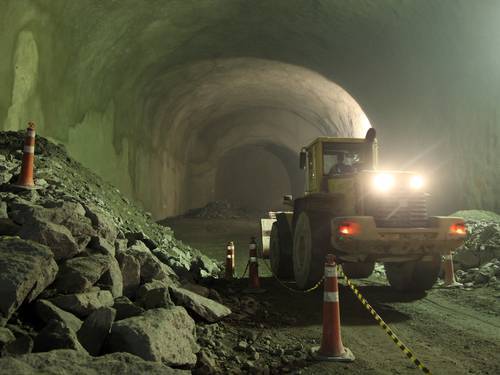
[136,281,174,310]
[77,307,116,356]
[0,349,187,375]
[170,286,231,323]
[107,307,199,367]
[18,219,80,260]
[35,300,83,333]
[97,256,123,298]
[55,254,112,294]
[33,320,86,353]
[49,290,114,318]
[113,296,144,320]
[0,237,58,324]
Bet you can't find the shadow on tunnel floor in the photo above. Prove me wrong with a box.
[205,277,424,328]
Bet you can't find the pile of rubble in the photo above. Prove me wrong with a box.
[183,200,254,220]
[193,292,312,374]
[451,210,500,289]
[0,131,231,373]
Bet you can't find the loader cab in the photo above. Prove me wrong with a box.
[300,129,378,194]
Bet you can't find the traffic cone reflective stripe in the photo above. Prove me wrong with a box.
[16,122,36,187]
[225,241,235,280]
[248,238,260,289]
[444,250,462,287]
[313,254,355,362]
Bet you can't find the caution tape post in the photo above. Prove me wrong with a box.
[225,241,235,280]
[312,254,355,362]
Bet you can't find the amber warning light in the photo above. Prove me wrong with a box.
[449,223,467,235]
[338,222,359,236]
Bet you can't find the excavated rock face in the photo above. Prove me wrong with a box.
[11,1,500,217]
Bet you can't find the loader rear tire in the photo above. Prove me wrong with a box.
[292,211,329,290]
[342,262,375,279]
[269,222,294,279]
[384,255,441,292]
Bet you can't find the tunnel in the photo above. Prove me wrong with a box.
[1,0,500,219]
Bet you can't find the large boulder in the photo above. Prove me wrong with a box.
[113,296,144,320]
[106,307,199,367]
[18,219,81,260]
[49,290,114,318]
[77,307,116,356]
[0,327,15,351]
[135,281,173,310]
[1,325,33,356]
[35,300,83,333]
[97,256,123,298]
[0,349,186,374]
[55,254,112,294]
[84,205,119,244]
[121,241,177,284]
[13,201,96,253]
[0,237,58,324]
[169,286,231,323]
[118,253,141,298]
[33,320,87,353]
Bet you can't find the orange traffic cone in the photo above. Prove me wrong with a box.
[16,122,36,188]
[244,237,265,293]
[312,254,355,362]
[443,250,462,288]
[225,241,235,280]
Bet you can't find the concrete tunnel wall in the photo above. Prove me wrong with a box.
[1,0,499,219]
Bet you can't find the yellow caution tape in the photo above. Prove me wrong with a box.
[339,267,432,375]
[262,259,324,293]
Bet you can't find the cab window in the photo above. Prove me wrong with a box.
[323,143,369,175]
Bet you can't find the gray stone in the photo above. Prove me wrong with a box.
[0,327,15,350]
[2,330,33,356]
[18,219,81,260]
[125,231,158,250]
[107,307,199,367]
[98,256,123,298]
[113,296,144,320]
[0,237,58,323]
[49,290,114,318]
[55,254,112,294]
[118,253,141,298]
[114,238,128,255]
[15,202,95,251]
[0,350,187,374]
[89,236,116,257]
[169,286,231,323]
[77,307,116,356]
[85,205,119,244]
[136,281,173,310]
[35,299,83,333]
[0,201,7,219]
[124,242,177,284]
[33,320,87,353]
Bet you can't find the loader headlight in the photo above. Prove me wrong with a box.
[409,175,424,190]
[373,173,395,192]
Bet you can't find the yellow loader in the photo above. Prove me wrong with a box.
[260,129,466,291]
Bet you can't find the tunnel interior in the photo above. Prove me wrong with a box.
[1,0,500,218]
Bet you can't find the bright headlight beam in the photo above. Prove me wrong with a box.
[373,174,395,192]
[410,175,424,189]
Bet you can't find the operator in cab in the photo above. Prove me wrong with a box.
[329,152,354,175]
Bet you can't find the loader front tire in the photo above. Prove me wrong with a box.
[292,211,328,290]
[342,262,375,279]
[269,222,294,279]
[384,255,441,292]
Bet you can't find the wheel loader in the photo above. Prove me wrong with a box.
[260,129,466,292]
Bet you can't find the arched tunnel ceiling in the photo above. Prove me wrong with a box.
[1,0,499,218]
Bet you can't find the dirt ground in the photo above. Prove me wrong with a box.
[165,217,500,374]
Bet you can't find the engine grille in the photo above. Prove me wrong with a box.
[365,190,429,228]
